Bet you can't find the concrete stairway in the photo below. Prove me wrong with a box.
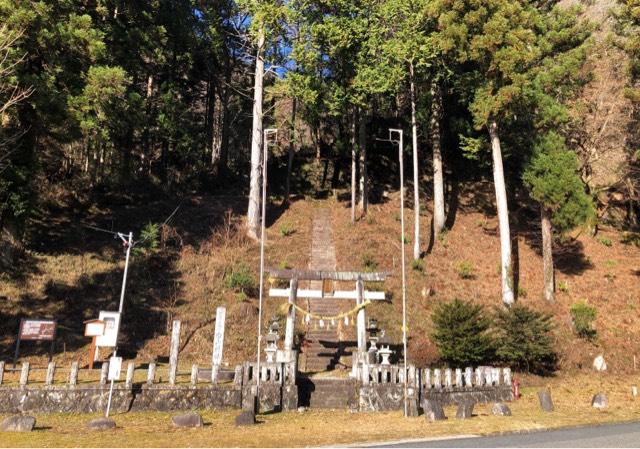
[301,208,341,372]
[298,377,359,409]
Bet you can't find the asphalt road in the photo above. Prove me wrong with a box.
[368,421,640,448]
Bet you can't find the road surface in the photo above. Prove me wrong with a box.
[367,421,640,448]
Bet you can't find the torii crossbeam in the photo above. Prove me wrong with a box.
[266,268,389,368]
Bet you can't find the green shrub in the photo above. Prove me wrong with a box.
[224,263,257,295]
[361,253,378,272]
[570,301,597,340]
[456,261,475,279]
[494,305,558,375]
[133,222,160,255]
[431,299,494,367]
[411,259,424,272]
[558,280,569,293]
[598,237,612,247]
[280,223,295,237]
[278,259,292,270]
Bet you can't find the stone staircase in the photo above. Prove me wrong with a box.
[301,208,341,372]
[298,376,359,409]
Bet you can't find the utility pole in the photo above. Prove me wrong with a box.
[105,231,133,418]
[390,128,408,418]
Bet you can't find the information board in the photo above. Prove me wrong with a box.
[19,319,56,341]
[96,311,120,348]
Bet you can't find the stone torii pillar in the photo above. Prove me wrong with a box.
[356,277,366,359]
[284,278,298,354]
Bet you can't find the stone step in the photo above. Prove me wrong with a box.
[298,378,359,409]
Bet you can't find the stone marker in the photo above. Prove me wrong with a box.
[491,402,512,416]
[591,393,608,409]
[0,415,36,432]
[538,389,554,412]
[422,399,446,422]
[406,398,420,417]
[456,401,474,419]
[632,386,638,398]
[87,418,116,431]
[235,410,256,426]
[171,413,204,428]
[593,355,607,372]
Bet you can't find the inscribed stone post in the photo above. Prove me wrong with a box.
[211,308,226,383]
[147,363,156,385]
[464,367,473,387]
[69,362,78,386]
[503,367,512,386]
[0,361,4,385]
[191,364,199,385]
[100,361,109,385]
[455,368,462,387]
[169,320,181,385]
[433,369,441,388]
[475,368,483,386]
[46,361,56,385]
[19,362,29,387]
[125,362,135,388]
[444,368,452,388]
[424,369,431,389]
[356,279,366,358]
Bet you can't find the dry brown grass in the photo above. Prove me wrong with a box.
[1,373,640,447]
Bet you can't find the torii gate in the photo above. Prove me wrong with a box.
[267,269,389,367]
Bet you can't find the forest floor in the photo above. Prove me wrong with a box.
[1,176,640,373]
[1,373,640,447]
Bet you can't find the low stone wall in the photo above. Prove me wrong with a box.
[0,386,134,414]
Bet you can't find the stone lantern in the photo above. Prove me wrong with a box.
[264,319,280,363]
[366,318,380,365]
[377,332,393,366]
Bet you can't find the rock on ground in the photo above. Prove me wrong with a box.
[593,355,607,372]
[456,401,474,419]
[87,418,116,431]
[592,393,609,409]
[171,413,204,428]
[422,399,446,422]
[491,402,512,416]
[538,389,554,412]
[0,415,36,432]
[235,410,256,426]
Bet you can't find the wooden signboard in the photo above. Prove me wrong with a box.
[14,319,57,366]
[84,319,106,369]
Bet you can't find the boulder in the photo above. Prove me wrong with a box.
[87,418,116,431]
[491,402,512,416]
[235,410,256,426]
[422,399,446,422]
[538,389,554,412]
[591,393,608,409]
[455,401,474,419]
[171,413,204,428]
[0,415,36,432]
[593,355,607,372]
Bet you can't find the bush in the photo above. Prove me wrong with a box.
[280,223,295,237]
[411,259,424,272]
[494,305,558,375]
[597,237,612,247]
[431,299,494,367]
[361,253,378,271]
[133,222,160,255]
[570,301,597,340]
[224,263,257,295]
[456,261,475,279]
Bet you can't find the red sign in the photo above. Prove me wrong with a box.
[19,319,56,341]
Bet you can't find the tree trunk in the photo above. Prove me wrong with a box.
[246,28,265,240]
[350,108,357,223]
[218,61,232,175]
[284,97,296,206]
[0,214,21,270]
[430,79,445,239]
[410,63,420,260]
[488,121,515,306]
[358,113,368,214]
[541,206,554,302]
